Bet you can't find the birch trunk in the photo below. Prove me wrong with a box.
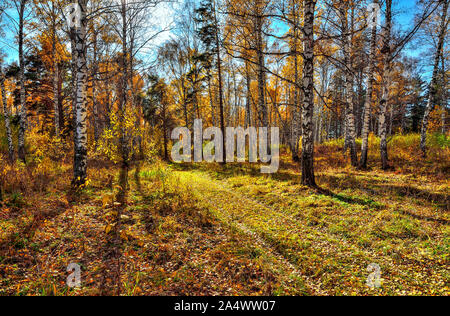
[52,40,60,136]
[378,0,392,170]
[92,32,99,144]
[72,0,88,187]
[359,0,378,169]
[51,2,59,137]
[421,0,449,156]
[0,72,14,162]
[341,4,358,166]
[301,0,317,187]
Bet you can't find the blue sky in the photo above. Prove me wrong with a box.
[0,0,433,76]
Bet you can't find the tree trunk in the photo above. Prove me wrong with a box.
[72,0,88,187]
[50,2,60,137]
[0,72,14,162]
[118,0,130,203]
[207,72,216,126]
[341,4,358,166]
[359,0,378,169]
[255,0,268,127]
[441,54,447,135]
[245,60,252,128]
[301,0,317,187]
[378,0,392,170]
[214,0,226,163]
[18,0,27,163]
[421,0,449,156]
[162,102,168,161]
[291,0,301,162]
[92,31,99,145]
[52,27,60,137]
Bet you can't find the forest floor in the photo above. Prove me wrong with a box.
[0,134,448,296]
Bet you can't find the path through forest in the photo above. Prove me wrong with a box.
[0,160,447,296]
[171,165,448,296]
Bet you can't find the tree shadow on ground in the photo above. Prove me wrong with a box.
[319,173,449,210]
[0,198,69,259]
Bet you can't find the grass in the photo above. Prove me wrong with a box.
[0,133,448,295]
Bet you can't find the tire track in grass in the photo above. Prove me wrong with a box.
[177,171,328,295]
[216,175,449,295]
[176,169,448,295]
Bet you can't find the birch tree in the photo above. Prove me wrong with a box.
[339,1,357,167]
[301,0,316,187]
[359,0,378,169]
[378,0,392,170]
[0,6,13,162]
[0,67,14,162]
[71,0,89,187]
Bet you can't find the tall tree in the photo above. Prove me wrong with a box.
[33,0,66,137]
[255,0,268,126]
[378,0,392,170]
[359,0,378,169]
[420,0,449,156]
[300,0,317,187]
[117,0,130,202]
[339,0,358,167]
[71,0,88,187]
[196,0,226,161]
[0,67,14,162]
[15,0,28,163]
[290,0,301,162]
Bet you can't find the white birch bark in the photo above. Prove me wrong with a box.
[378,0,392,170]
[72,0,88,187]
[359,0,378,168]
[301,0,317,187]
[341,3,358,166]
[0,70,14,162]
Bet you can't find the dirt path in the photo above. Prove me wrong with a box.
[175,170,327,295]
[174,169,449,296]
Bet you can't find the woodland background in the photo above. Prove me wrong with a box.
[0,0,448,296]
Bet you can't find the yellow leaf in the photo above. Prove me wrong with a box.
[105,224,113,234]
[120,230,128,241]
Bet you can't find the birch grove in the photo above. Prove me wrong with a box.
[0,0,449,297]
[0,0,446,188]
